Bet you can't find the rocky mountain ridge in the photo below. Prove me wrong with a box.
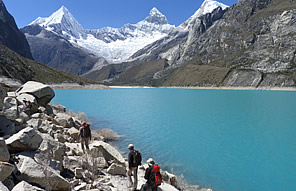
[87,0,296,88]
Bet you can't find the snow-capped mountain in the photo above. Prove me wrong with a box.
[180,0,229,30]
[30,6,86,40]
[29,6,174,63]
[130,0,229,64]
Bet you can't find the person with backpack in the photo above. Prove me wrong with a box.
[141,158,162,191]
[127,144,142,191]
[78,122,92,153]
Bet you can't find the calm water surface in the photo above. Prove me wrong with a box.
[52,88,296,191]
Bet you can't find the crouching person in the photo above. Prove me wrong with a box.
[141,158,162,191]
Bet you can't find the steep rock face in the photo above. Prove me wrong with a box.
[124,0,296,87]
[0,0,32,59]
[21,25,99,75]
[181,0,296,87]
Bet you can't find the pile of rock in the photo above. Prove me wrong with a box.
[0,81,185,191]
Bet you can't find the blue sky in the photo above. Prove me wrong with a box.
[4,0,237,29]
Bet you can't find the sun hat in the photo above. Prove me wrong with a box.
[147,158,155,165]
[128,144,134,149]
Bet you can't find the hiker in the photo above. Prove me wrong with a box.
[127,144,142,191]
[141,158,162,191]
[78,122,92,153]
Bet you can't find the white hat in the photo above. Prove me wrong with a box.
[147,158,155,165]
[128,144,134,149]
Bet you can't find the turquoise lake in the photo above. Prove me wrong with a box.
[52,88,296,191]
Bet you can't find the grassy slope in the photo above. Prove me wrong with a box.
[0,44,94,84]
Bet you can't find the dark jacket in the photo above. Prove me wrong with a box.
[79,124,91,139]
[144,165,155,185]
[128,150,136,168]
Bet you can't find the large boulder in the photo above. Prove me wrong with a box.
[90,141,125,164]
[0,181,9,191]
[0,138,10,162]
[16,93,39,113]
[2,97,18,120]
[0,162,15,181]
[15,81,55,107]
[19,155,71,191]
[5,127,43,153]
[54,112,74,128]
[0,116,16,137]
[106,163,126,176]
[12,181,45,191]
[67,127,79,140]
[39,134,66,161]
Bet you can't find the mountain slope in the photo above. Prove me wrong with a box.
[0,0,32,59]
[0,43,93,84]
[157,0,296,87]
[21,25,99,75]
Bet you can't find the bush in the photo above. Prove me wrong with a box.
[95,128,120,142]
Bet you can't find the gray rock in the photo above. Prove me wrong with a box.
[67,127,79,140]
[38,133,66,161]
[90,141,125,164]
[15,81,55,107]
[65,142,83,156]
[54,112,74,128]
[26,118,43,129]
[106,163,126,176]
[5,127,43,153]
[0,181,9,191]
[19,155,71,191]
[224,70,262,87]
[0,162,15,181]
[0,116,16,137]
[2,97,18,120]
[0,138,10,162]
[12,181,45,191]
[63,156,81,172]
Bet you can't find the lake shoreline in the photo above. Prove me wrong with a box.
[49,83,296,91]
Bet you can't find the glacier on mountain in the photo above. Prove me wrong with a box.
[29,0,228,63]
[30,6,174,63]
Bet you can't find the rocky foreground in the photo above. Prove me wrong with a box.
[0,81,211,191]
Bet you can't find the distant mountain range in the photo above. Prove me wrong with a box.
[5,0,296,88]
[83,0,296,87]
[21,0,227,75]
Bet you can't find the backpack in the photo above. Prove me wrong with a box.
[151,164,162,186]
[80,125,91,138]
[132,150,142,166]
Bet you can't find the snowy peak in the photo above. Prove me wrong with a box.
[30,5,85,39]
[144,7,168,25]
[180,0,228,29]
[198,0,228,16]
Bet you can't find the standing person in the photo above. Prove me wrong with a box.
[78,122,92,153]
[141,158,162,191]
[127,144,142,191]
